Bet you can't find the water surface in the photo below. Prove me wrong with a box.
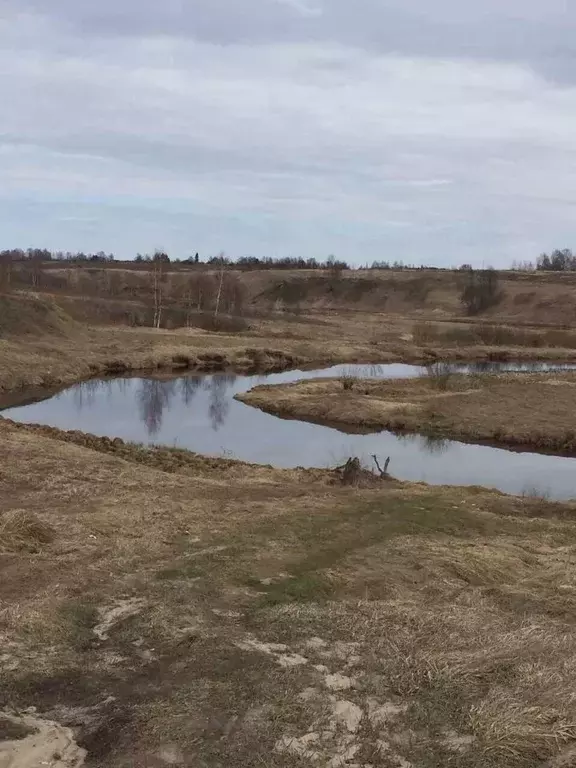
[4,362,576,500]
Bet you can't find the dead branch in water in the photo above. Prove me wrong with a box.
[372,454,391,477]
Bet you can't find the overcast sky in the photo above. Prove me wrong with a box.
[1,1,576,265]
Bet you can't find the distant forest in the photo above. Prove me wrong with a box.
[1,247,576,272]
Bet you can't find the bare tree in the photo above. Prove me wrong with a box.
[214,253,226,322]
[151,251,169,328]
[461,268,502,316]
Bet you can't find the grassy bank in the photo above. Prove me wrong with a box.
[6,293,576,397]
[3,416,576,766]
[238,370,576,456]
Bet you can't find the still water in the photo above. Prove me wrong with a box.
[3,362,576,500]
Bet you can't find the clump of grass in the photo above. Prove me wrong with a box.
[171,353,191,367]
[339,366,359,391]
[254,573,333,607]
[0,509,55,553]
[58,599,99,651]
[442,326,479,345]
[522,485,552,502]
[412,321,438,345]
[423,362,454,391]
[475,325,538,347]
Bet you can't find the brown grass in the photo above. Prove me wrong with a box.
[4,289,576,402]
[238,371,576,455]
[22,261,576,326]
[2,417,576,766]
[412,320,576,349]
[0,509,55,553]
[5,288,576,765]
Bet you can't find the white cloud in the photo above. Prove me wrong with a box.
[1,5,576,263]
[272,0,323,18]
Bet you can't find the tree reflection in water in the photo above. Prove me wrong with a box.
[397,433,450,456]
[135,373,238,436]
[72,379,121,411]
[137,379,177,437]
[180,375,203,406]
[204,373,237,432]
[420,435,450,456]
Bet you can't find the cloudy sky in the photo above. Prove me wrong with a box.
[1,1,576,265]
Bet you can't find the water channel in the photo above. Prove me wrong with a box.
[3,362,576,500]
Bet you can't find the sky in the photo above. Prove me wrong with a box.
[1,1,576,266]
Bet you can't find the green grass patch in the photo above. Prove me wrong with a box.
[58,600,99,651]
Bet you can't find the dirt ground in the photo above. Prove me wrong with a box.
[238,370,576,456]
[4,290,576,766]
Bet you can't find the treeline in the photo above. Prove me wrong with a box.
[512,249,576,272]
[0,248,350,271]
[0,248,115,263]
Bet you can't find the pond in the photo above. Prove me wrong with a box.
[3,362,576,500]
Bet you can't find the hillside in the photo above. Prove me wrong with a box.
[10,263,576,328]
[0,293,77,338]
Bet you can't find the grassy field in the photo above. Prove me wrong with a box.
[3,287,576,766]
[238,369,576,455]
[4,419,576,767]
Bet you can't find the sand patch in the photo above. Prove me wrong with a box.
[0,711,86,768]
[93,598,147,641]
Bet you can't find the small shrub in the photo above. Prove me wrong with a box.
[194,314,249,333]
[442,326,479,345]
[424,362,454,391]
[475,325,537,347]
[340,373,357,391]
[543,329,576,349]
[339,367,359,391]
[412,322,437,345]
[461,268,503,316]
[521,486,551,502]
[171,354,191,367]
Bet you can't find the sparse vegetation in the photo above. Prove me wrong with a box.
[423,361,454,390]
[4,412,576,766]
[411,320,576,349]
[461,268,503,315]
[3,267,576,766]
[339,369,358,391]
[238,371,576,456]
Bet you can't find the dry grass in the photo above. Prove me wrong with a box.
[412,320,576,349]
[2,417,576,765]
[4,288,576,765]
[0,509,55,553]
[238,371,576,455]
[4,290,576,401]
